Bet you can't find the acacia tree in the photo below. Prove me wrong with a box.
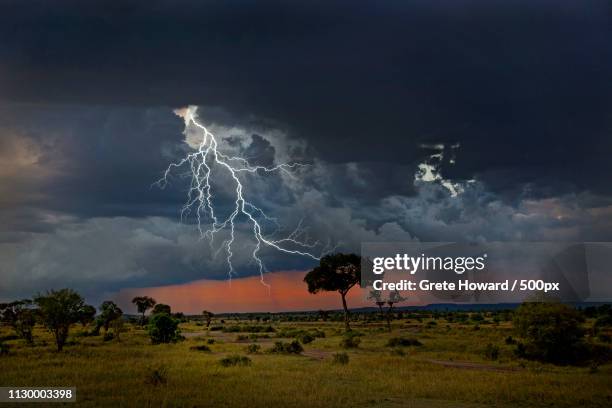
[78,304,97,327]
[367,290,386,319]
[34,289,86,351]
[0,300,37,344]
[201,310,214,328]
[367,290,406,331]
[385,290,406,331]
[132,296,156,325]
[98,301,123,332]
[304,253,361,331]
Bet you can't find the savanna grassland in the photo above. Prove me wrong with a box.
[1,313,611,408]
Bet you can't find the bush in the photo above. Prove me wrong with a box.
[484,343,500,360]
[297,333,315,344]
[219,354,252,367]
[206,338,216,344]
[311,329,326,338]
[0,342,9,356]
[103,332,114,342]
[245,344,261,354]
[269,340,303,354]
[513,301,586,364]
[340,336,361,349]
[332,352,349,364]
[209,325,223,331]
[189,345,211,352]
[390,348,406,356]
[148,313,181,344]
[505,336,517,345]
[386,337,422,347]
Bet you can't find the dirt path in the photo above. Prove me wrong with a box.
[301,349,335,360]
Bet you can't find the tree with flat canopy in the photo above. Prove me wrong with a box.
[304,253,361,331]
[132,296,156,326]
[201,310,214,328]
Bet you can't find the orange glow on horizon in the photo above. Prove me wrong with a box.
[115,270,372,314]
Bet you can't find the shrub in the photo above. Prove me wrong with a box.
[219,354,252,367]
[0,342,9,356]
[390,348,406,356]
[297,333,315,344]
[148,313,181,344]
[340,336,361,349]
[386,337,422,347]
[484,343,500,360]
[332,352,349,364]
[513,301,586,364]
[505,336,517,345]
[190,345,211,352]
[311,329,326,338]
[206,338,216,344]
[209,325,223,331]
[245,344,261,354]
[269,340,303,354]
[236,335,249,341]
[151,304,171,315]
[103,332,114,342]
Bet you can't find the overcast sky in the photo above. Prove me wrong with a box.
[1,0,611,305]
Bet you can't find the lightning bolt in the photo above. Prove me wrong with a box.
[156,106,323,286]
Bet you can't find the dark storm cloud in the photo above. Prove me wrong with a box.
[1,0,611,195]
[1,1,612,302]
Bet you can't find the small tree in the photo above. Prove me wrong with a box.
[98,301,123,332]
[202,310,214,328]
[513,301,585,364]
[0,300,37,344]
[385,290,406,331]
[111,317,125,341]
[34,289,85,351]
[304,253,361,331]
[152,303,171,315]
[78,304,97,327]
[367,290,406,331]
[148,313,180,344]
[132,296,156,326]
[367,290,386,319]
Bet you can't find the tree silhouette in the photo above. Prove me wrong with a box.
[152,303,171,315]
[132,296,156,325]
[201,310,214,328]
[0,299,36,343]
[98,301,123,332]
[304,253,361,331]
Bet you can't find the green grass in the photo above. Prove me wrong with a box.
[0,319,610,407]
